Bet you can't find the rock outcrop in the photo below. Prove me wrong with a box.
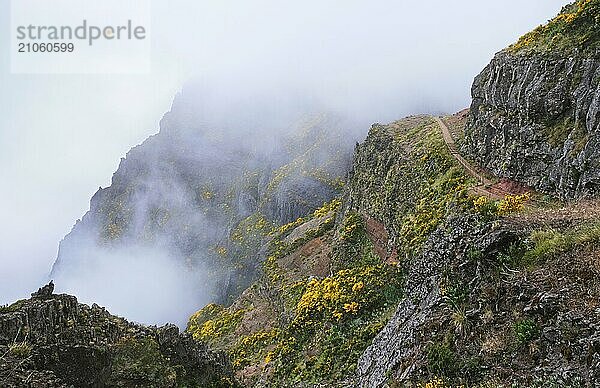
[463,49,600,199]
[356,215,517,386]
[356,200,600,386]
[0,283,236,387]
[350,111,600,386]
[462,0,600,200]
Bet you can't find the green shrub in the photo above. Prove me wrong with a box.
[514,319,539,344]
[110,337,176,386]
[427,340,457,376]
[496,242,529,268]
[466,248,483,262]
[400,166,469,254]
[0,299,26,314]
[335,212,380,268]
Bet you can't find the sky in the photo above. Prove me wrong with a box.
[0,0,565,307]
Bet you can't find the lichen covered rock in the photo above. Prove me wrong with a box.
[0,285,236,387]
[463,1,600,199]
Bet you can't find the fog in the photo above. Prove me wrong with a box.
[0,0,565,325]
[49,83,357,326]
[55,244,212,327]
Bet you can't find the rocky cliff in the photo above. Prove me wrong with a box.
[50,87,356,324]
[0,283,235,387]
[356,203,600,387]
[463,0,600,199]
[342,112,600,387]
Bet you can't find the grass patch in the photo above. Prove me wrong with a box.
[519,221,600,266]
[487,220,600,269]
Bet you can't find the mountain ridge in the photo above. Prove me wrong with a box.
[4,1,600,386]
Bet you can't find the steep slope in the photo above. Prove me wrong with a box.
[357,198,600,386]
[356,4,600,383]
[354,115,599,385]
[0,283,235,387]
[185,110,600,387]
[462,0,600,199]
[185,115,473,386]
[50,87,356,324]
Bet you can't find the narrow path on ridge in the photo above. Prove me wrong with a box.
[433,116,512,200]
[432,116,600,224]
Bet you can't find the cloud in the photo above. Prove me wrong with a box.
[53,244,212,327]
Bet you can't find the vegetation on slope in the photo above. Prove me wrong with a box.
[509,0,600,54]
[187,116,477,385]
[186,110,600,386]
[188,200,403,385]
[348,116,474,256]
[53,111,354,311]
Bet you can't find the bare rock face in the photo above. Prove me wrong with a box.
[356,215,515,387]
[31,280,54,298]
[356,211,600,387]
[0,287,236,387]
[462,49,600,199]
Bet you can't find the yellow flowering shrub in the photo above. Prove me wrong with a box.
[417,377,465,388]
[418,377,447,388]
[312,198,342,218]
[230,329,280,368]
[352,281,364,292]
[272,198,341,238]
[496,193,530,215]
[343,302,359,314]
[276,217,306,236]
[293,265,400,325]
[510,0,600,53]
[472,193,530,217]
[472,196,488,211]
[187,304,245,344]
[339,212,364,243]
